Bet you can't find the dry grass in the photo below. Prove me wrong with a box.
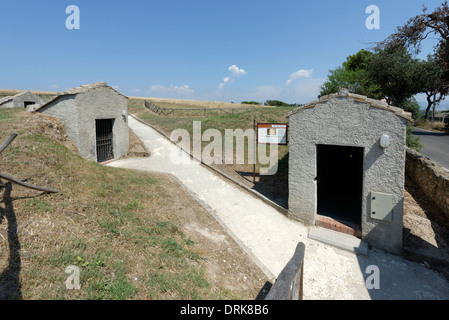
[415,119,446,132]
[128,102,291,208]
[0,89,58,96]
[0,89,57,102]
[0,108,268,300]
[128,97,267,109]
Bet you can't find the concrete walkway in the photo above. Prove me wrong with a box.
[107,115,449,300]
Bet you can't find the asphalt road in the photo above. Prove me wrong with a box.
[412,127,449,169]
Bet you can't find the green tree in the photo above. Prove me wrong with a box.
[241,101,261,105]
[416,55,448,119]
[319,49,383,99]
[397,97,421,120]
[376,1,449,115]
[265,100,289,107]
[376,2,449,57]
[367,47,423,106]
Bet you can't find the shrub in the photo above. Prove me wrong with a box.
[265,100,290,107]
[406,126,422,152]
[397,98,421,120]
[241,101,261,105]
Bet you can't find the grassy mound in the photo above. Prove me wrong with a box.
[0,108,265,300]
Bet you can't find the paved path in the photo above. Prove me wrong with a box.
[412,128,449,169]
[107,116,449,300]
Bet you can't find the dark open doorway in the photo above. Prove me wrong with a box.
[96,119,114,163]
[316,144,363,226]
[23,101,35,108]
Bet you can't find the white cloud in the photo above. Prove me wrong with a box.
[218,65,248,89]
[150,84,194,96]
[49,84,60,89]
[111,85,121,90]
[285,69,314,86]
[229,65,248,77]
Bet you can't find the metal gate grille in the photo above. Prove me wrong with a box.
[96,119,114,162]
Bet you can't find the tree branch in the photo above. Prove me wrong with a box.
[0,172,59,194]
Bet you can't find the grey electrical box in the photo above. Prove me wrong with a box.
[370,192,393,222]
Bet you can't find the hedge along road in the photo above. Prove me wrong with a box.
[412,128,449,170]
[106,115,449,300]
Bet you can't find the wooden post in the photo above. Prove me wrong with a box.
[265,242,306,300]
[0,132,18,155]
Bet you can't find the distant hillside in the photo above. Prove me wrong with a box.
[0,89,57,102]
[128,96,266,109]
[1,89,261,109]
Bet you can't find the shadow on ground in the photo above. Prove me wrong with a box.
[248,153,289,209]
[0,181,22,300]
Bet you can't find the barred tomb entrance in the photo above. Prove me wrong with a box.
[96,119,114,162]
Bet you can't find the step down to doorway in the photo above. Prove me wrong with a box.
[308,227,368,256]
[315,214,362,237]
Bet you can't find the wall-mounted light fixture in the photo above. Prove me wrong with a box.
[380,134,390,149]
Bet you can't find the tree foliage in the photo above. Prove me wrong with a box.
[265,100,290,107]
[375,1,449,116]
[376,1,449,54]
[396,97,421,120]
[415,55,448,119]
[241,101,261,105]
[366,47,423,106]
[406,126,422,152]
[319,49,383,99]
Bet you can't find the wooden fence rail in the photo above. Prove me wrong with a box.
[265,242,305,300]
[144,100,250,117]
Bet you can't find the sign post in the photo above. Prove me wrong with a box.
[253,122,288,183]
[256,123,288,145]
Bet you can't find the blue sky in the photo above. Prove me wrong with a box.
[0,0,446,108]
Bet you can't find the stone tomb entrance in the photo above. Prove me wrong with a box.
[287,89,413,254]
[316,144,364,227]
[33,82,129,163]
[96,119,115,163]
[24,101,36,108]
